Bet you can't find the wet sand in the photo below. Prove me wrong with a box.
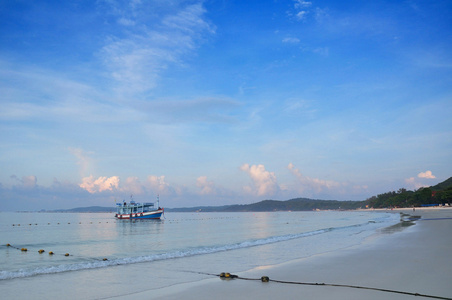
[145,208,452,300]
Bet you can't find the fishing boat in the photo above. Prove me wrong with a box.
[115,196,164,219]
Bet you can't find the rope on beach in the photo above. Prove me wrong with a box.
[189,271,452,300]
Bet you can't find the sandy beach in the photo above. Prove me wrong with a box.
[137,208,452,300]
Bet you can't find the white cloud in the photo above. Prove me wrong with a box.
[122,176,145,195]
[79,175,120,193]
[404,177,428,190]
[418,170,436,179]
[22,175,37,188]
[146,175,172,194]
[404,170,436,190]
[75,174,179,196]
[240,164,280,196]
[196,176,216,195]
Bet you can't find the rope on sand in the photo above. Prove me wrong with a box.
[190,271,452,300]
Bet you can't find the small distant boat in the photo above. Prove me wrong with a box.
[115,195,164,219]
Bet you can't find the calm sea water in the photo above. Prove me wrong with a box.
[0,211,399,299]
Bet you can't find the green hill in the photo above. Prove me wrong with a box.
[431,177,452,191]
[365,177,452,208]
[50,206,114,213]
[167,198,365,212]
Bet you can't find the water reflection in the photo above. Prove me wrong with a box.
[379,213,420,234]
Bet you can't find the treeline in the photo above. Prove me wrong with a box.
[168,198,365,212]
[366,177,452,209]
[224,198,364,211]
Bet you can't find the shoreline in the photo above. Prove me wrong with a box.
[362,206,452,212]
[140,208,452,300]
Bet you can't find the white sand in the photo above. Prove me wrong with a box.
[142,208,452,300]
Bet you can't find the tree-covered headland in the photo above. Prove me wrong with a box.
[365,177,452,209]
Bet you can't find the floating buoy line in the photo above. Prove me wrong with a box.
[10,221,112,226]
[4,243,108,261]
[7,216,242,227]
[190,271,452,300]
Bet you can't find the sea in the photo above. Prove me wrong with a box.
[0,210,400,299]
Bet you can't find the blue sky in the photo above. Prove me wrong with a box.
[1,0,451,211]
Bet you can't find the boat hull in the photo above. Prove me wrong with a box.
[115,209,164,219]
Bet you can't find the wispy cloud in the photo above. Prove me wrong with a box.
[0,61,125,124]
[68,148,93,178]
[10,175,37,189]
[289,0,313,21]
[294,1,312,20]
[287,163,367,198]
[288,163,340,192]
[135,96,240,124]
[100,1,215,95]
[282,37,300,44]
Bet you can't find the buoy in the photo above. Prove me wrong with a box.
[38,249,45,253]
[261,276,270,282]
[65,253,69,256]
[220,273,237,279]
[6,243,11,247]
[21,248,27,252]
[49,251,54,255]
[103,258,108,261]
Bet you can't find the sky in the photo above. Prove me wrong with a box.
[1,0,451,211]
